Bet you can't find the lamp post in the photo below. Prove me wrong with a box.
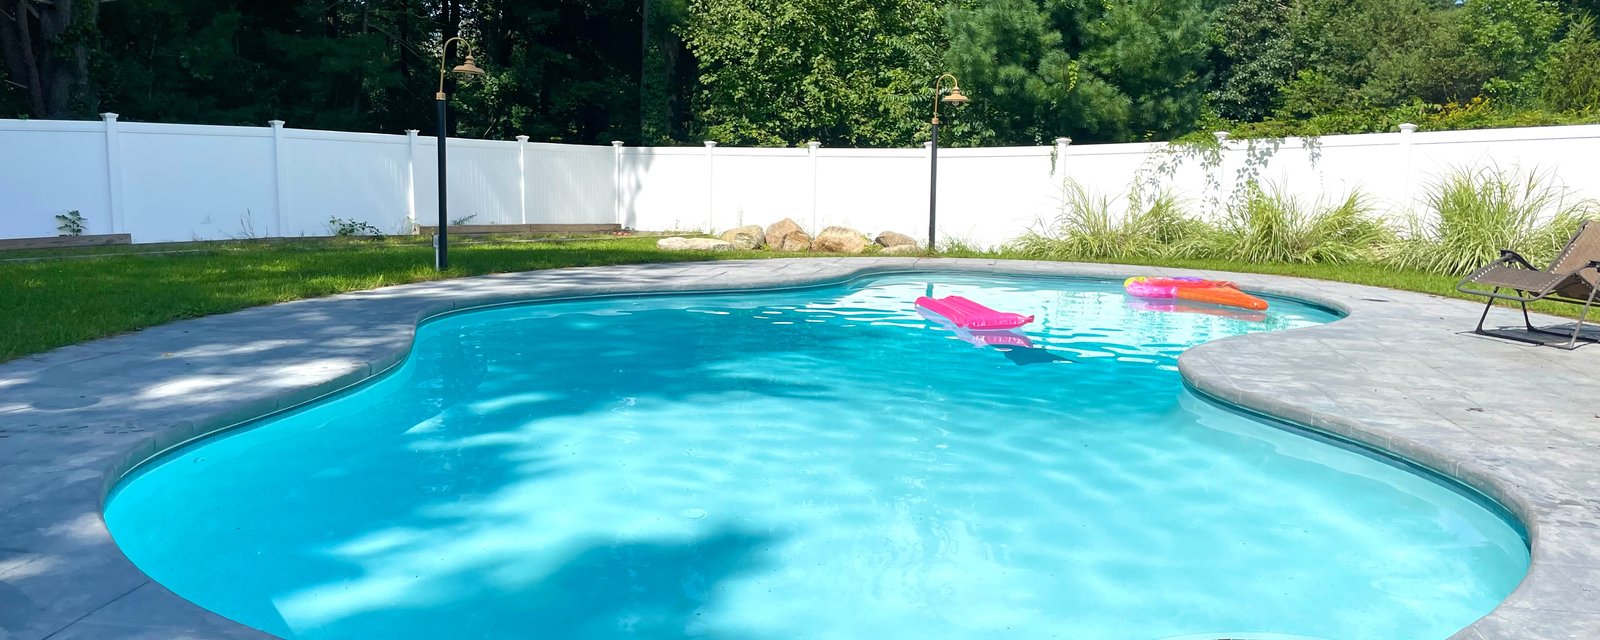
[928,73,969,252]
[433,37,486,271]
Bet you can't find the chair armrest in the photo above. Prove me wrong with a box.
[1497,249,1538,270]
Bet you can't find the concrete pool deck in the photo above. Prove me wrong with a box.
[0,257,1596,639]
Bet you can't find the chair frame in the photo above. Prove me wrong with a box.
[1456,249,1600,350]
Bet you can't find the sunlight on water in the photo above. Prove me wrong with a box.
[105,274,1528,640]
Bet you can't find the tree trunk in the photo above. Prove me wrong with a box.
[0,0,98,118]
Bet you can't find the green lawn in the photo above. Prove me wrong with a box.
[0,236,1576,362]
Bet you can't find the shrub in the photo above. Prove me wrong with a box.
[1013,180,1209,261]
[1206,184,1391,264]
[328,216,385,238]
[1388,165,1594,275]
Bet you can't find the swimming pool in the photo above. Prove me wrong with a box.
[104,273,1529,640]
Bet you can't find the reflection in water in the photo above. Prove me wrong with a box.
[1126,298,1269,323]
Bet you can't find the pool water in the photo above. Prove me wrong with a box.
[105,274,1529,640]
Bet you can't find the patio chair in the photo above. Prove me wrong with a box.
[1456,219,1600,349]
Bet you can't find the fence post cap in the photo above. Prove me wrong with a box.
[99,112,119,121]
[611,140,625,147]
[268,120,285,128]
[807,141,821,149]
[703,140,718,147]
[515,135,530,142]
[1212,131,1230,143]
[1399,123,1418,133]
[1055,137,1072,146]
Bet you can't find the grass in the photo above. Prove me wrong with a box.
[1389,165,1595,275]
[2,231,1590,363]
[0,235,764,362]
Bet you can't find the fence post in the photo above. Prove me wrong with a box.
[516,135,530,224]
[269,120,288,237]
[808,141,821,233]
[612,141,625,229]
[1398,123,1418,212]
[704,140,718,233]
[405,129,420,230]
[100,113,125,234]
[1053,137,1072,180]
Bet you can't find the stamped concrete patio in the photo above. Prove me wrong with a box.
[1,257,1597,639]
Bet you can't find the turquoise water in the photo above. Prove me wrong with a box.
[105,273,1529,640]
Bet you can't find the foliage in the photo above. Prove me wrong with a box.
[328,216,386,237]
[1207,0,1297,123]
[1529,14,1600,111]
[942,0,1211,144]
[678,0,940,146]
[55,210,87,237]
[1389,165,1596,275]
[1014,180,1207,260]
[1207,186,1391,264]
[5,0,1600,145]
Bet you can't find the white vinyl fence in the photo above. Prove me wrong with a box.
[5,115,1600,247]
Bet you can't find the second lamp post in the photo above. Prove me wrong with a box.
[927,73,969,252]
[433,37,485,271]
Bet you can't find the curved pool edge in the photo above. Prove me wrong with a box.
[2,257,1595,640]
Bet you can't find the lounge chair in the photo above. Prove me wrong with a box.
[1456,219,1600,349]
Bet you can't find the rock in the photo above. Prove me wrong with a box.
[813,226,871,253]
[881,244,923,255]
[657,236,735,252]
[776,230,812,252]
[765,218,804,248]
[718,228,761,250]
[874,231,919,249]
[721,224,766,248]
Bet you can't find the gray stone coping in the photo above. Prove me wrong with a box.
[1,257,1596,639]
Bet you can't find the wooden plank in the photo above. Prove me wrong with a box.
[415,223,621,237]
[0,234,133,251]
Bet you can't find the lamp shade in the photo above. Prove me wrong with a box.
[452,54,486,76]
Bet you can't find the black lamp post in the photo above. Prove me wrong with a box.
[928,73,969,252]
[433,37,485,271]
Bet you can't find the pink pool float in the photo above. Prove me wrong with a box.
[914,295,1035,330]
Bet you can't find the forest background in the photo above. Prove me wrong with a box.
[5,0,1600,147]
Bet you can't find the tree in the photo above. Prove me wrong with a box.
[1208,0,1296,122]
[1531,13,1600,110]
[679,0,941,147]
[943,0,1209,144]
[0,0,102,118]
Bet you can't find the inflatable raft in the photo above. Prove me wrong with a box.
[914,295,1035,330]
[1123,276,1268,311]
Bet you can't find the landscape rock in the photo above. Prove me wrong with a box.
[881,244,923,255]
[718,225,764,250]
[812,226,871,253]
[657,236,736,252]
[721,224,766,248]
[776,230,813,252]
[874,231,919,249]
[765,218,804,248]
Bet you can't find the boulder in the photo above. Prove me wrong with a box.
[813,226,871,253]
[776,230,813,252]
[881,244,923,255]
[721,224,766,248]
[719,228,762,250]
[874,231,919,249]
[765,218,804,248]
[657,236,735,252]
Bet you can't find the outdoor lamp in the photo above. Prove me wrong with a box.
[433,38,485,271]
[928,73,969,252]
